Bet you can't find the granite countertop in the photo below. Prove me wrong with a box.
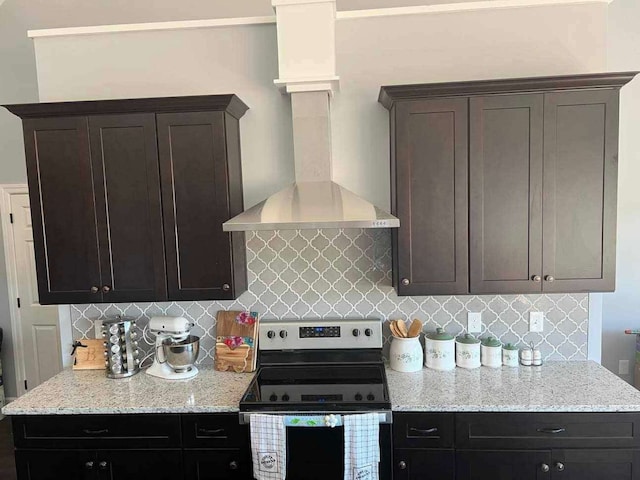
[4,361,640,415]
[386,361,640,412]
[2,366,254,415]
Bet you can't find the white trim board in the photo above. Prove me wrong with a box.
[0,184,29,397]
[27,0,611,38]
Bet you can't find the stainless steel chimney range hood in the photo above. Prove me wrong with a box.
[222,0,399,232]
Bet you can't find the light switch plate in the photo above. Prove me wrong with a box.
[619,360,630,375]
[467,312,482,333]
[529,312,544,332]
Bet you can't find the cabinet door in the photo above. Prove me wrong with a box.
[15,449,96,480]
[157,112,244,301]
[183,449,248,480]
[394,449,454,480]
[542,89,619,292]
[469,94,544,294]
[22,117,102,304]
[456,450,552,480]
[88,114,167,302]
[552,449,640,480]
[393,98,468,295]
[96,450,182,480]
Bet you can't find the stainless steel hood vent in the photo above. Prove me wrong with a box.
[223,91,399,231]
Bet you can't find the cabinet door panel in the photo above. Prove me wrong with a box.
[98,450,182,480]
[157,112,237,300]
[15,449,96,480]
[89,114,167,302]
[183,449,249,480]
[469,94,543,293]
[457,450,551,480]
[543,90,618,292]
[22,117,102,304]
[553,449,640,480]
[394,449,454,480]
[394,98,468,295]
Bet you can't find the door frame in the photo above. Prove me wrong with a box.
[0,184,72,398]
[0,184,29,397]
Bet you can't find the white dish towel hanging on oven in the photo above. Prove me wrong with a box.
[250,414,286,480]
[344,413,380,480]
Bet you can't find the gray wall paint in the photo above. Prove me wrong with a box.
[602,0,640,384]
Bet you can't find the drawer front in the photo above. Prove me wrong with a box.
[182,414,247,448]
[457,413,640,449]
[13,414,182,449]
[393,412,455,448]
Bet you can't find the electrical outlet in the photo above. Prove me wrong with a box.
[529,312,544,332]
[619,360,630,375]
[94,319,103,339]
[467,312,482,333]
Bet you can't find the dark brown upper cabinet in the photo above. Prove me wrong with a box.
[380,71,637,295]
[5,95,249,304]
[391,98,469,295]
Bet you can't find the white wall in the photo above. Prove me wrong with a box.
[602,0,640,383]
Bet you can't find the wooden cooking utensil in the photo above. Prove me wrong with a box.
[396,320,409,338]
[389,320,402,338]
[408,319,423,338]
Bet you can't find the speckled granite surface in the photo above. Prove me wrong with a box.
[386,361,640,412]
[2,366,253,415]
[5,361,640,415]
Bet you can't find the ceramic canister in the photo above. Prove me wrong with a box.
[455,334,481,369]
[425,327,455,371]
[390,336,424,373]
[481,336,502,368]
[502,343,519,367]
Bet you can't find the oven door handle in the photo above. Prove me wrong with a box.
[239,411,392,425]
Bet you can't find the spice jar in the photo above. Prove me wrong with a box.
[455,333,481,369]
[481,336,502,368]
[425,328,455,371]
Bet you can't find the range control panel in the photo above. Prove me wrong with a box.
[259,319,382,350]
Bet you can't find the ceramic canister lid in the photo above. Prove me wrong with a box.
[456,333,480,344]
[426,327,454,341]
[481,336,502,348]
[503,343,519,351]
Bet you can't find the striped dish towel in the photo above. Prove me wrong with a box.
[250,414,286,480]
[344,413,380,480]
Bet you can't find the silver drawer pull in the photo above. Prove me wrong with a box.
[198,427,226,436]
[409,427,438,435]
[537,427,566,434]
[82,428,109,435]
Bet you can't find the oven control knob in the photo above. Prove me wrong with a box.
[279,330,287,339]
[282,394,290,402]
[365,328,373,337]
[352,329,361,337]
[355,393,363,401]
[269,394,278,402]
[367,393,375,401]
[267,330,276,339]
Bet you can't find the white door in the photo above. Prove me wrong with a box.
[10,193,62,392]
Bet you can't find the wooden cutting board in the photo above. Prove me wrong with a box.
[72,339,106,370]
[215,311,259,373]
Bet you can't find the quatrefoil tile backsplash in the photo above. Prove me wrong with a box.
[70,229,589,365]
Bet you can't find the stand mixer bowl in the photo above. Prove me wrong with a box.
[162,335,200,373]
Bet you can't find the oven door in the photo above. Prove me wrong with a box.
[240,412,392,480]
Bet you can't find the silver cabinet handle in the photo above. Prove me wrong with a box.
[545,275,555,282]
[229,461,238,470]
[401,278,410,286]
[90,286,99,294]
[555,462,565,472]
[102,285,111,293]
[98,461,108,470]
[537,427,565,434]
[532,275,541,282]
[398,461,407,470]
[409,427,438,435]
[222,283,231,291]
[541,463,550,473]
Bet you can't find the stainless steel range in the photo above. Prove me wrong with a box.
[239,318,392,480]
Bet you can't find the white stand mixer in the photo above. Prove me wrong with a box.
[146,316,199,380]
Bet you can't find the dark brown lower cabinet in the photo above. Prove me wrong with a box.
[183,450,249,480]
[15,449,182,480]
[456,450,552,480]
[394,448,455,480]
[554,449,640,480]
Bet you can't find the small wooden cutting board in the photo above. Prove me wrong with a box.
[72,339,106,370]
[215,311,259,373]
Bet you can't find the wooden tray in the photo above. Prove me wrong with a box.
[214,311,259,373]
